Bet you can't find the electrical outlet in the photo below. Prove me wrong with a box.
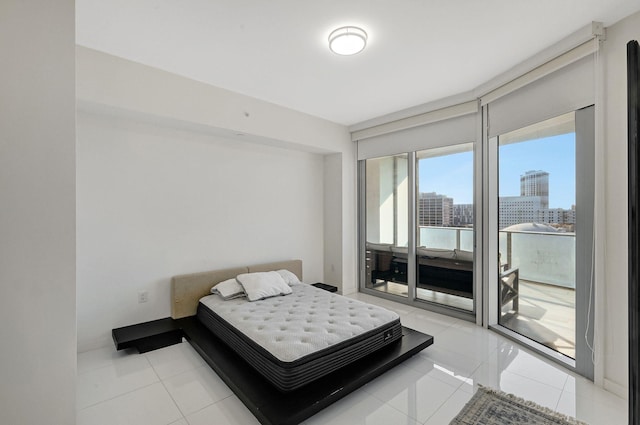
[138,290,149,303]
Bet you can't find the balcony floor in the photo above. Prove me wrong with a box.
[501,280,575,359]
[369,279,576,358]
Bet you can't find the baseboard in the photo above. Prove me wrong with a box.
[604,378,628,399]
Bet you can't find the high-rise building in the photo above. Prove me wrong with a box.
[520,170,549,208]
[498,195,544,229]
[453,204,474,226]
[418,192,453,226]
[440,169,573,230]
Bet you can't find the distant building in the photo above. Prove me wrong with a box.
[453,204,474,226]
[495,170,574,229]
[499,195,544,229]
[431,169,573,230]
[418,192,453,227]
[520,170,549,208]
[535,207,575,225]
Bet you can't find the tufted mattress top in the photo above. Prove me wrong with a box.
[197,282,402,391]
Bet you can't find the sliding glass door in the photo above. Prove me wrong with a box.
[496,112,577,358]
[360,142,476,317]
[363,154,409,299]
[416,143,474,311]
[491,107,594,377]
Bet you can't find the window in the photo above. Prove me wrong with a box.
[496,112,577,358]
[416,143,474,311]
[487,106,594,379]
[360,142,476,317]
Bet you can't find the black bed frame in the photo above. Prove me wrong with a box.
[176,316,433,425]
[628,39,640,425]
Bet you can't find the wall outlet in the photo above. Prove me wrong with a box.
[138,290,149,303]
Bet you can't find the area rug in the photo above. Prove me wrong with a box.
[450,385,588,425]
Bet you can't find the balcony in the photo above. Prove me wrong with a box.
[498,228,576,359]
[434,225,575,358]
[367,226,576,358]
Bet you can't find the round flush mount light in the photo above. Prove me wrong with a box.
[328,26,368,56]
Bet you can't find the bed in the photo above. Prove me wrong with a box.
[171,259,433,425]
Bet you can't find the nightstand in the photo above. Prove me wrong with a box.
[312,282,338,292]
[112,317,182,353]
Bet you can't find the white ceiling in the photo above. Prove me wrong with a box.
[76,0,640,126]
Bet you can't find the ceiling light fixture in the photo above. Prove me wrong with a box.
[328,26,367,56]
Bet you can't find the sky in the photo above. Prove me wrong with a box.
[418,133,576,209]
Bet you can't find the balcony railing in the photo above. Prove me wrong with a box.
[419,226,473,251]
[419,226,576,289]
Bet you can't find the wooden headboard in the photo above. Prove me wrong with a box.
[170,259,303,319]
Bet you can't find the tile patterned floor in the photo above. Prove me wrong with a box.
[77,292,626,425]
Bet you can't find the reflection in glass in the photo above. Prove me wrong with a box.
[364,154,409,298]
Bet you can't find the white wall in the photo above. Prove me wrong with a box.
[321,150,357,294]
[77,110,327,350]
[76,47,349,154]
[601,10,640,397]
[324,154,344,289]
[75,47,354,351]
[340,143,358,295]
[0,1,77,424]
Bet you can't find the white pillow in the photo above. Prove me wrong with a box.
[236,271,292,302]
[211,278,245,300]
[276,269,300,285]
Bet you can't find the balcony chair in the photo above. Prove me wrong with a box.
[500,267,519,312]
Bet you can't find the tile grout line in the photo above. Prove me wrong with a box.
[420,387,466,425]
[76,348,139,376]
[149,353,236,423]
[77,353,159,411]
[363,388,424,425]
[155,370,188,423]
[554,374,570,411]
[77,380,160,411]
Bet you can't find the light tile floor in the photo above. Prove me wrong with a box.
[372,279,577,357]
[77,293,626,425]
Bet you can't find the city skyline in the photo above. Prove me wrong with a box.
[418,132,576,209]
[499,133,575,209]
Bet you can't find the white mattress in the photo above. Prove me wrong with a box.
[199,282,400,363]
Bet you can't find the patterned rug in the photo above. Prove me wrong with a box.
[450,385,588,425]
